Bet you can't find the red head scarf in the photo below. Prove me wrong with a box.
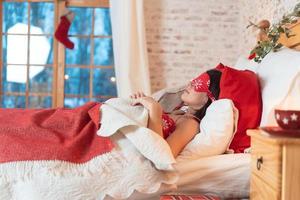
[190,72,216,101]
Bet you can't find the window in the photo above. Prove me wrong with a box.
[0,0,116,108]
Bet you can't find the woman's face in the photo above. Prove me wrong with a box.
[181,81,209,109]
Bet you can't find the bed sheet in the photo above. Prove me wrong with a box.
[121,153,251,200]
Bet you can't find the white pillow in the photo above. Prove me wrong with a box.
[98,98,176,170]
[256,48,300,126]
[234,55,259,73]
[176,99,238,161]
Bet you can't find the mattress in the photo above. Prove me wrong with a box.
[124,153,251,200]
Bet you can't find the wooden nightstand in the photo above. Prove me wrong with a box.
[247,129,300,200]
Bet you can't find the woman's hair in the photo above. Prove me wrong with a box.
[193,69,222,121]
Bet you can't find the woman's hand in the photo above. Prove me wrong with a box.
[130,91,146,99]
[130,92,163,117]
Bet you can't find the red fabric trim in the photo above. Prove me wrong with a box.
[160,194,221,200]
[0,102,113,163]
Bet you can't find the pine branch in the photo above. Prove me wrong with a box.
[249,2,300,63]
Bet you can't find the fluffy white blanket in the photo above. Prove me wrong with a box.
[0,98,178,200]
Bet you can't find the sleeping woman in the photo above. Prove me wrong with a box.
[130,69,221,157]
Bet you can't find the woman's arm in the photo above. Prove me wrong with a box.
[166,118,199,157]
[130,92,164,138]
[147,105,164,138]
[130,92,198,158]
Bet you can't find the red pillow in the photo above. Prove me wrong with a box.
[215,63,262,153]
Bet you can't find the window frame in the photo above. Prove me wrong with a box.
[0,0,112,108]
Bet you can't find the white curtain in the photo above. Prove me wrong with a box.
[110,0,151,98]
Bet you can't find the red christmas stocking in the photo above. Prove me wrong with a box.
[55,13,74,49]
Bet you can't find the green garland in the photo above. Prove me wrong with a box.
[248,3,300,63]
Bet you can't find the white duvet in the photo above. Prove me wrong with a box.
[0,98,178,200]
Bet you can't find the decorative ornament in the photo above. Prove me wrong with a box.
[54,1,75,49]
[247,3,300,63]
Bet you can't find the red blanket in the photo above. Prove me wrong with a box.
[0,102,113,163]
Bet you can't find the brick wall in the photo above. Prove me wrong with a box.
[145,0,300,93]
[144,0,241,92]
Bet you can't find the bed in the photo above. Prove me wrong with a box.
[1,48,299,200]
[125,153,250,200]
[0,96,248,200]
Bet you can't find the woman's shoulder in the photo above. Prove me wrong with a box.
[176,114,200,127]
[174,116,199,136]
[175,111,200,122]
